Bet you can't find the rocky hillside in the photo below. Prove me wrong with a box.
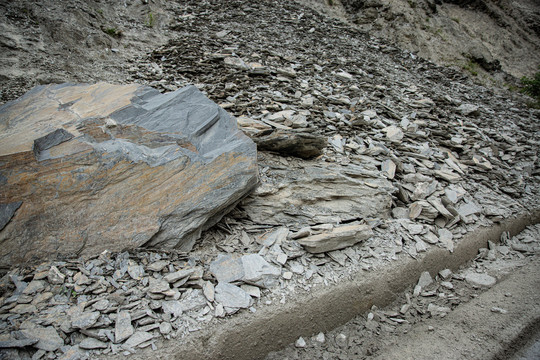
[0,0,539,359]
[334,0,540,81]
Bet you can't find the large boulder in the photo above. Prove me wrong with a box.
[0,83,257,267]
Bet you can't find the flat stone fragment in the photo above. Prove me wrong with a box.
[465,272,496,287]
[457,202,481,217]
[0,83,257,267]
[297,224,373,253]
[240,254,281,285]
[79,338,108,350]
[0,338,38,348]
[203,281,215,302]
[163,268,195,283]
[115,311,134,343]
[22,280,45,295]
[457,103,480,116]
[214,282,251,309]
[161,300,183,317]
[72,311,100,329]
[146,260,169,272]
[245,164,393,227]
[159,322,172,335]
[209,254,244,283]
[439,269,452,280]
[20,326,64,351]
[381,159,396,179]
[417,271,433,289]
[253,130,327,159]
[124,331,153,349]
[148,277,170,294]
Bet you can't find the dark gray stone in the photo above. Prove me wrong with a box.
[253,130,327,159]
[0,202,22,232]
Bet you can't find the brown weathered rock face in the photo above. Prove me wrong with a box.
[0,83,257,267]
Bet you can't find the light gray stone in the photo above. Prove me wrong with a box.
[241,254,281,286]
[465,272,496,287]
[298,224,373,253]
[124,331,153,349]
[79,338,108,350]
[163,268,196,283]
[417,271,433,289]
[47,266,65,285]
[161,300,183,318]
[72,311,100,329]
[209,254,244,283]
[215,283,251,309]
[115,311,134,343]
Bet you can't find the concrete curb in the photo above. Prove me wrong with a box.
[122,209,540,360]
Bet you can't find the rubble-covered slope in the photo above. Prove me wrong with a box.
[337,0,540,79]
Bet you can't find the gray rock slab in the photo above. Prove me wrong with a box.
[215,282,251,309]
[79,337,108,350]
[253,130,327,159]
[115,311,134,343]
[417,271,433,289]
[210,254,244,283]
[245,164,393,226]
[20,326,64,351]
[241,254,281,285]
[0,338,38,348]
[148,277,170,294]
[72,311,100,329]
[297,224,373,253]
[161,300,183,318]
[124,331,153,349]
[163,268,196,283]
[0,83,257,267]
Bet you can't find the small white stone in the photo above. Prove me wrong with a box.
[315,332,325,343]
[295,337,306,348]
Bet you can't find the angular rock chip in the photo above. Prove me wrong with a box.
[0,83,257,267]
[163,268,195,283]
[214,282,251,309]
[47,266,65,285]
[161,300,183,318]
[297,224,373,253]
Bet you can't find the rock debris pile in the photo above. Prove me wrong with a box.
[0,0,539,359]
[267,224,540,359]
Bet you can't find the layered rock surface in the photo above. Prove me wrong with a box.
[0,83,257,267]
